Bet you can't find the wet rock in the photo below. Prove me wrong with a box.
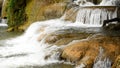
[1,0,7,18]
[61,34,120,68]
[63,7,79,22]
[44,31,91,46]
[19,2,68,31]
[104,23,120,30]
[112,55,120,68]
[43,3,67,20]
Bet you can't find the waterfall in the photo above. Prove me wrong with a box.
[0,19,7,26]
[0,18,104,67]
[75,47,112,68]
[75,7,117,26]
[73,0,119,26]
[0,19,78,67]
[0,18,102,67]
[0,0,7,27]
[100,0,120,6]
[0,0,119,68]
[93,47,111,68]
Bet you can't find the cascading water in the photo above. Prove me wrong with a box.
[74,0,119,26]
[75,7,118,26]
[0,19,7,26]
[100,0,120,6]
[75,47,112,68]
[93,47,111,68]
[0,0,120,68]
[0,19,70,67]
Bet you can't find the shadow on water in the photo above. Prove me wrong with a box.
[19,63,74,68]
[75,27,120,36]
[0,26,23,40]
[1,25,120,40]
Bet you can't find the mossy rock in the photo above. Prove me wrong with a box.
[4,0,71,31]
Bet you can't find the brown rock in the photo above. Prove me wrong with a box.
[22,1,68,31]
[1,0,8,18]
[44,32,91,45]
[63,7,79,22]
[61,34,120,68]
[112,55,120,68]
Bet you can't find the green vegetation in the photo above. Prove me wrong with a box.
[3,0,68,31]
[7,0,27,30]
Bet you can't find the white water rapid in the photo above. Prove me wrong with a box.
[1,19,93,68]
[0,19,71,68]
[0,0,119,68]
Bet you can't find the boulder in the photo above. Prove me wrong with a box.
[61,34,120,67]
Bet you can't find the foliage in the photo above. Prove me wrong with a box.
[6,0,67,31]
[7,0,27,28]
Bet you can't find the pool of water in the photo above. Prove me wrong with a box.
[0,26,23,40]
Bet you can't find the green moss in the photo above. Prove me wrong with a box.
[5,0,69,31]
[7,0,27,29]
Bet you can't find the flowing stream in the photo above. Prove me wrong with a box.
[0,19,75,68]
[0,0,120,68]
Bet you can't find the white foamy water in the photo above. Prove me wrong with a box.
[0,19,93,68]
[0,19,8,26]
[76,7,117,26]
[100,0,120,6]
[0,19,68,68]
[0,0,119,68]
[0,17,104,67]
[0,14,114,68]
[66,0,119,26]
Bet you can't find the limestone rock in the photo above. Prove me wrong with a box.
[39,30,91,46]
[61,34,120,67]
[63,7,79,22]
